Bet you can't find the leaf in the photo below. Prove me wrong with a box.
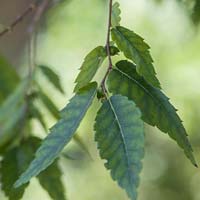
[0,79,27,121]
[74,46,106,92]
[0,143,34,200]
[39,65,64,94]
[111,26,161,88]
[107,60,197,166]
[0,80,28,148]
[38,89,60,119]
[29,103,48,131]
[73,134,93,160]
[192,0,200,24]
[37,161,67,200]
[0,55,19,104]
[0,105,26,148]
[74,46,119,92]
[111,2,121,27]
[14,82,97,187]
[94,95,144,200]
[1,137,67,200]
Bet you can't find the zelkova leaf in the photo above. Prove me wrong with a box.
[0,54,19,104]
[0,148,30,200]
[94,95,144,200]
[111,2,121,27]
[14,82,97,187]
[74,46,119,92]
[0,139,36,200]
[37,161,67,200]
[107,60,196,166]
[39,65,65,94]
[29,103,48,131]
[38,89,60,119]
[1,137,67,200]
[111,26,161,88]
[192,0,200,24]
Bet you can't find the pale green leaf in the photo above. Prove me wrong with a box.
[94,95,144,200]
[14,82,97,187]
[74,46,106,92]
[107,60,196,166]
[111,26,161,88]
[74,46,119,92]
[112,2,121,27]
[39,65,64,94]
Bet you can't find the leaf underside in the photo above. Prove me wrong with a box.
[74,46,107,92]
[39,65,65,94]
[14,82,97,187]
[94,95,144,200]
[111,26,161,88]
[111,2,121,27]
[107,60,196,166]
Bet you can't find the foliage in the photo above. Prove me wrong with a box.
[0,1,198,200]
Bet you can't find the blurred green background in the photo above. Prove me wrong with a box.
[0,0,200,199]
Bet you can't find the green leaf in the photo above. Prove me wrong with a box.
[39,65,64,94]
[73,134,93,160]
[38,89,60,119]
[0,55,19,104]
[192,0,200,24]
[37,161,67,200]
[107,60,196,166]
[0,105,26,148]
[0,80,28,148]
[74,46,106,92]
[0,141,35,200]
[74,46,119,92]
[14,82,97,187]
[111,2,121,27]
[29,103,48,131]
[0,79,27,121]
[94,95,144,200]
[111,26,161,88]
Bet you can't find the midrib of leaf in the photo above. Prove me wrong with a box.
[114,67,184,132]
[107,97,134,188]
[113,28,154,76]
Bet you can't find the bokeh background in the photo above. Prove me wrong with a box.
[0,0,200,199]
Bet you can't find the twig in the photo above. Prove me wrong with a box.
[0,3,37,38]
[101,0,113,94]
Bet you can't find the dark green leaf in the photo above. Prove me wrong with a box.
[94,95,144,200]
[14,82,97,187]
[0,140,36,200]
[0,55,19,104]
[107,60,196,166]
[111,2,121,27]
[111,26,161,88]
[192,0,200,24]
[37,161,67,200]
[39,65,64,94]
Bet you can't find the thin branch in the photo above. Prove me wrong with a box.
[0,3,37,38]
[101,0,113,94]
